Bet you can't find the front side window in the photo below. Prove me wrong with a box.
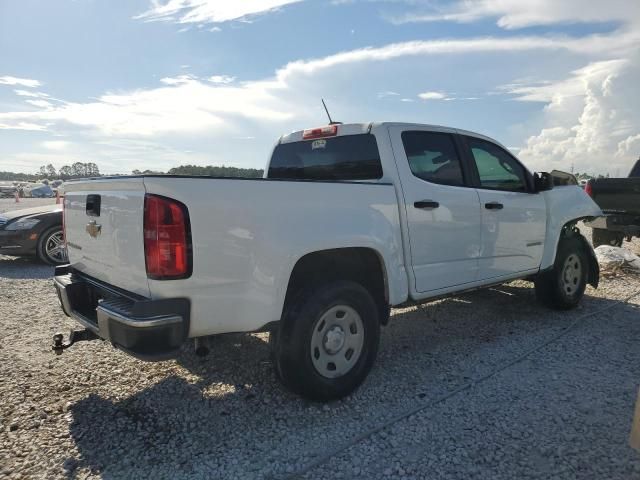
[467,137,527,192]
[268,134,382,181]
[401,131,464,186]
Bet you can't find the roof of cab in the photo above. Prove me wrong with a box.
[278,122,504,149]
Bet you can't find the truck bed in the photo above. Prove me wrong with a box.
[63,175,405,337]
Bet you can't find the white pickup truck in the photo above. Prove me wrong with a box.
[53,122,602,401]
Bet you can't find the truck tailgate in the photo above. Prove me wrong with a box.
[591,178,640,215]
[63,178,150,297]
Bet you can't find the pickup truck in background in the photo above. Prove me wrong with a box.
[585,159,640,247]
[53,122,602,401]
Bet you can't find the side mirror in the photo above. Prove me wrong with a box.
[534,172,554,192]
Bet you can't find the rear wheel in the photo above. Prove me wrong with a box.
[535,235,588,310]
[36,225,68,265]
[592,228,623,248]
[271,280,380,401]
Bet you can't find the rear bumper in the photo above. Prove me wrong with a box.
[53,266,190,360]
[585,214,640,235]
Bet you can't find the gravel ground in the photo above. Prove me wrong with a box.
[1,223,639,479]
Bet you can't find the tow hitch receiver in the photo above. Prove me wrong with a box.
[52,329,99,355]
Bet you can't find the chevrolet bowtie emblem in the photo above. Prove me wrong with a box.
[86,220,102,238]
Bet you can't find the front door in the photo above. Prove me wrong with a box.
[390,127,482,293]
[462,135,546,280]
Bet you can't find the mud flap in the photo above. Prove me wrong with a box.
[575,233,599,288]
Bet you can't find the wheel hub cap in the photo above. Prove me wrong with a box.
[45,231,68,263]
[560,254,582,296]
[310,305,365,379]
[323,326,345,354]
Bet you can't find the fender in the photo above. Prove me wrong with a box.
[539,186,602,271]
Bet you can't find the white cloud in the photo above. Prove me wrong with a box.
[518,56,640,175]
[616,134,640,159]
[0,76,41,88]
[272,31,640,80]
[499,60,628,103]
[0,31,637,137]
[26,99,53,109]
[418,91,447,100]
[1,33,625,136]
[0,122,46,131]
[377,90,400,98]
[160,74,198,85]
[208,75,235,84]
[389,0,640,30]
[136,0,303,25]
[0,75,294,136]
[14,89,49,98]
[42,141,70,150]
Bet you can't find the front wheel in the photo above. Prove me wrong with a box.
[535,235,588,310]
[36,226,68,265]
[271,281,380,402]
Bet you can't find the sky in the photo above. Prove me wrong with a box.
[0,0,639,176]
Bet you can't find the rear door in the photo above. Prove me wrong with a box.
[390,127,482,293]
[63,178,150,297]
[460,135,546,280]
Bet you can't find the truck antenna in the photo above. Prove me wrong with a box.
[321,98,342,125]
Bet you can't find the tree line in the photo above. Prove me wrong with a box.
[164,165,263,177]
[38,162,101,179]
[1,163,264,182]
[0,162,99,182]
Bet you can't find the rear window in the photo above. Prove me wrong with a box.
[268,134,383,181]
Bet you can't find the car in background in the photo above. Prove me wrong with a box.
[0,204,67,265]
[0,184,17,198]
[27,184,55,198]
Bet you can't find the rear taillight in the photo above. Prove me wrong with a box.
[144,194,192,280]
[584,181,593,197]
[61,197,66,244]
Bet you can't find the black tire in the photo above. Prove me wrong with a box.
[535,235,588,310]
[36,225,68,265]
[272,280,380,402]
[592,228,623,248]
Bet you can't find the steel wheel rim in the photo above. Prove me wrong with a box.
[45,230,68,263]
[310,305,364,379]
[560,254,582,296]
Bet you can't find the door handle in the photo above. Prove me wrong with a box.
[414,200,439,209]
[485,202,504,210]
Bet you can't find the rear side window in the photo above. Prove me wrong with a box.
[268,134,383,181]
[401,131,465,186]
